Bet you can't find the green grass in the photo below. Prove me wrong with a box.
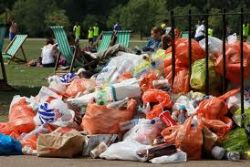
[0,39,146,120]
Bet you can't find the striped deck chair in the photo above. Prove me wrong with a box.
[181,31,189,38]
[0,24,13,90]
[97,31,113,52]
[116,30,131,48]
[51,26,97,75]
[2,34,28,64]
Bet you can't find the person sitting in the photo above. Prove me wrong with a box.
[40,38,57,67]
[142,26,162,53]
[27,38,57,67]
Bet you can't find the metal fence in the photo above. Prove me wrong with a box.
[170,8,248,119]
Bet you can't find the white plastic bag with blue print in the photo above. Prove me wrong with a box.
[33,99,75,127]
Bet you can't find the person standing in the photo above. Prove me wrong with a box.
[194,20,205,41]
[93,23,100,42]
[73,23,81,41]
[88,26,94,45]
[243,23,249,41]
[113,23,122,31]
[9,20,18,41]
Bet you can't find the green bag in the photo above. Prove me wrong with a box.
[223,128,249,154]
[190,58,219,91]
[233,108,250,129]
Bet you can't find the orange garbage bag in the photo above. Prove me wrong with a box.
[21,124,54,150]
[142,89,173,119]
[140,71,158,92]
[65,78,95,97]
[81,99,137,134]
[161,116,203,160]
[172,67,189,94]
[175,38,205,67]
[201,117,233,138]
[214,42,250,84]
[197,88,240,120]
[3,98,36,139]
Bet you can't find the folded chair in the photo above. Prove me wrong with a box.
[0,24,14,91]
[50,26,97,75]
[2,34,28,64]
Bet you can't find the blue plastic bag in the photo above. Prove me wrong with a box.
[0,133,22,155]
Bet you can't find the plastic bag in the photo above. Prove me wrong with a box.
[173,95,196,116]
[152,49,172,73]
[36,86,62,103]
[65,78,95,97]
[33,99,75,127]
[233,108,250,129]
[175,38,205,67]
[199,37,223,54]
[123,119,163,145]
[20,124,53,151]
[150,150,187,164]
[172,67,189,94]
[190,58,220,91]
[96,52,143,84]
[99,140,149,161]
[142,89,173,119]
[81,99,137,134]
[161,116,203,160]
[140,71,159,92]
[214,42,250,84]
[0,97,36,139]
[0,133,22,155]
[223,128,249,154]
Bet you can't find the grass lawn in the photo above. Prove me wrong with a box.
[0,39,146,121]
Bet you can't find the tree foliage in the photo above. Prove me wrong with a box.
[1,0,250,37]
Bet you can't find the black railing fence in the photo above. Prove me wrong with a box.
[170,8,249,119]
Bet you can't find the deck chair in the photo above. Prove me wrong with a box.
[181,31,189,38]
[0,24,14,91]
[2,34,28,64]
[116,30,131,48]
[50,26,96,75]
[97,31,113,52]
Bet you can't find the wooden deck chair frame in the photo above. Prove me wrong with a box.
[3,34,28,64]
[0,24,14,91]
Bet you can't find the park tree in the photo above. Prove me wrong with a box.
[108,0,167,38]
[44,9,70,29]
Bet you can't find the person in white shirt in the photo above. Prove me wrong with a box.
[195,20,205,41]
[40,38,57,67]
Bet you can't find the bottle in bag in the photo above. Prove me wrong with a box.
[226,151,240,161]
[159,111,177,127]
[152,79,171,91]
[136,143,177,161]
[96,87,109,105]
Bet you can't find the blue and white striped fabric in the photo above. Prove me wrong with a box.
[38,103,55,124]
[59,72,76,83]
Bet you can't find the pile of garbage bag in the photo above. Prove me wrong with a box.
[1,37,250,163]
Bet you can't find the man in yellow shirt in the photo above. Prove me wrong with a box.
[88,26,94,45]
[93,23,100,42]
[73,23,81,41]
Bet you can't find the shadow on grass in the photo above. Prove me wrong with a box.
[0,86,41,116]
